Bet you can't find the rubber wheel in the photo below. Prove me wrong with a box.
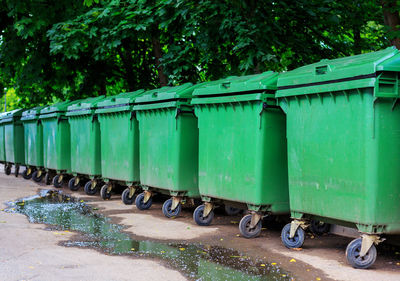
[310,220,330,235]
[100,184,111,200]
[22,168,32,180]
[53,174,63,188]
[84,181,98,195]
[32,170,44,183]
[4,165,11,175]
[162,198,182,218]
[121,188,135,205]
[68,177,81,191]
[239,214,262,238]
[346,238,377,269]
[281,223,306,249]
[135,192,152,210]
[44,173,52,185]
[224,205,241,216]
[193,204,214,226]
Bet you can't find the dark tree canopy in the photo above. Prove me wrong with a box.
[0,0,397,110]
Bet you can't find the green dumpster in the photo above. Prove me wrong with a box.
[276,47,400,269]
[40,100,80,187]
[66,96,105,194]
[2,109,25,176]
[21,106,46,182]
[133,83,199,218]
[94,90,145,203]
[191,72,289,238]
[0,112,7,165]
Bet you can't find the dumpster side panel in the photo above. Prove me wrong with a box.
[0,124,5,162]
[175,113,199,197]
[138,109,176,190]
[98,112,139,182]
[56,119,71,172]
[5,122,25,164]
[69,115,101,176]
[197,102,288,211]
[286,90,369,222]
[24,120,43,167]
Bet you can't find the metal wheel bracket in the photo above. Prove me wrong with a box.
[74,177,80,185]
[171,197,181,211]
[128,186,136,198]
[360,234,385,257]
[250,212,262,229]
[37,170,42,177]
[106,183,113,193]
[58,174,63,183]
[143,191,152,203]
[91,180,97,190]
[203,202,214,217]
[289,220,308,238]
[27,168,32,175]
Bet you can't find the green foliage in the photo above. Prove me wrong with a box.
[0,89,20,112]
[0,0,394,109]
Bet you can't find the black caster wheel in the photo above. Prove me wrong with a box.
[121,188,135,205]
[32,170,44,182]
[162,198,182,218]
[193,204,214,226]
[84,181,98,195]
[44,173,52,185]
[135,192,152,210]
[239,214,262,238]
[4,165,11,175]
[346,238,377,269]
[224,205,241,216]
[68,177,81,191]
[53,174,63,188]
[100,184,111,200]
[22,168,33,180]
[281,223,305,249]
[310,220,330,235]
[15,165,20,177]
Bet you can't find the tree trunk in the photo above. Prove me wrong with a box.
[382,0,400,49]
[152,33,168,87]
[118,40,136,91]
[353,24,362,54]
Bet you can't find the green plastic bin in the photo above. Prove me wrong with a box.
[276,47,400,269]
[21,106,46,181]
[40,100,81,187]
[66,96,106,194]
[2,109,25,176]
[0,112,7,165]
[191,72,289,237]
[133,83,199,218]
[94,90,145,203]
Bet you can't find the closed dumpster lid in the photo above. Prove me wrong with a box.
[192,71,278,104]
[277,47,400,97]
[66,95,106,116]
[21,106,45,121]
[1,108,24,123]
[40,100,81,117]
[133,83,199,110]
[95,89,145,114]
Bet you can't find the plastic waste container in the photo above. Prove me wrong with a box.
[276,47,400,269]
[2,109,25,176]
[21,106,46,182]
[95,90,145,203]
[133,83,199,218]
[191,72,289,238]
[66,96,106,194]
[40,100,80,187]
[0,112,7,166]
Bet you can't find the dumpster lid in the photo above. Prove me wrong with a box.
[96,89,146,110]
[40,100,81,115]
[1,109,24,123]
[192,71,278,98]
[21,106,45,120]
[66,95,106,115]
[134,83,196,104]
[277,47,400,97]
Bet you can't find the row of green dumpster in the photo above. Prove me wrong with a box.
[2,47,400,269]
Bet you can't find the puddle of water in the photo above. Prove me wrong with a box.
[7,190,293,281]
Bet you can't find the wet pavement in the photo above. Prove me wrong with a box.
[7,190,292,281]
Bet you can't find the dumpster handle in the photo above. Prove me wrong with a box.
[258,102,268,129]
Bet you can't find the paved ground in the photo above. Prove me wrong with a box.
[0,166,400,281]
